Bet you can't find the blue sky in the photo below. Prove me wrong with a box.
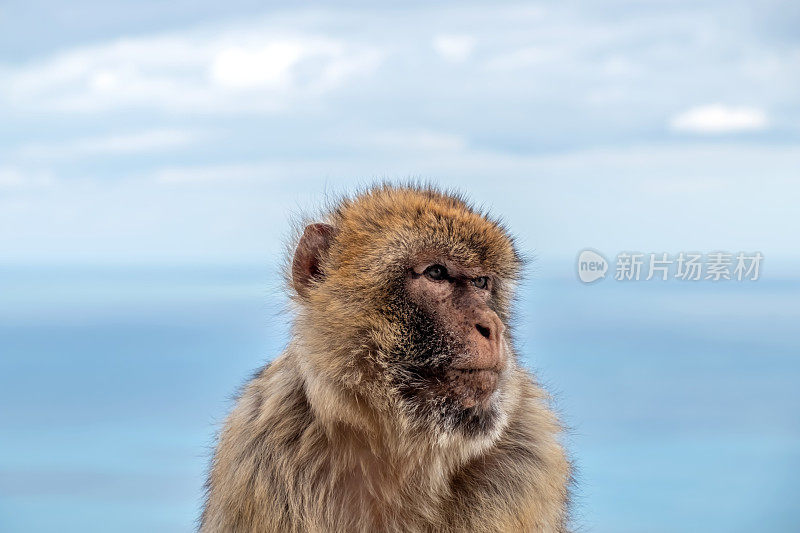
[1,0,798,266]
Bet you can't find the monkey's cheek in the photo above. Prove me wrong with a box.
[445,369,499,408]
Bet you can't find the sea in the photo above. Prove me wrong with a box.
[1,264,798,532]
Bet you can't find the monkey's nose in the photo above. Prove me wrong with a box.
[457,311,506,371]
[474,310,504,342]
[475,322,492,340]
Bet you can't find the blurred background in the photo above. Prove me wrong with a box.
[1,1,799,531]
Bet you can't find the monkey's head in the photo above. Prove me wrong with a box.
[291,185,521,444]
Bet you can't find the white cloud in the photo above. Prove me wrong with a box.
[153,162,277,184]
[485,46,557,70]
[0,28,383,113]
[669,104,769,134]
[210,43,306,89]
[346,130,467,152]
[3,141,800,263]
[432,35,475,63]
[639,176,726,195]
[17,129,205,159]
[0,167,54,189]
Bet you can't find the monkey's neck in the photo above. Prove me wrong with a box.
[268,347,515,531]
[294,350,477,489]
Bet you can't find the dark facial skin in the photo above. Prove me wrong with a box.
[389,257,508,433]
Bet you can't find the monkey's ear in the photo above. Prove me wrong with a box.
[292,223,335,298]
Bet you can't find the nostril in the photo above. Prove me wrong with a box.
[475,323,492,340]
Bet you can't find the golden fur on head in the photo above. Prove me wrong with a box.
[291,184,520,313]
[202,184,571,532]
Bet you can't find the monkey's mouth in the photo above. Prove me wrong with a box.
[446,368,500,408]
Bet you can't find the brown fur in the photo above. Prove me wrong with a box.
[201,184,571,532]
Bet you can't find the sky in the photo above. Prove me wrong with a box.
[1,0,799,267]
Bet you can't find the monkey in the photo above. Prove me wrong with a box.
[200,184,571,532]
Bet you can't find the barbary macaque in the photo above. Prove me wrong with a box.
[201,185,571,532]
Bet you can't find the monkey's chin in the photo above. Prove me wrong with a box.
[446,368,500,409]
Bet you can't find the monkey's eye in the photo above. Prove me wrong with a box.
[424,264,448,281]
[472,276,490,290]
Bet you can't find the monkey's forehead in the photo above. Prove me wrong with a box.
[327,186,521,277]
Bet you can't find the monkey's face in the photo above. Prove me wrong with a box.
[387,257,510,436]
